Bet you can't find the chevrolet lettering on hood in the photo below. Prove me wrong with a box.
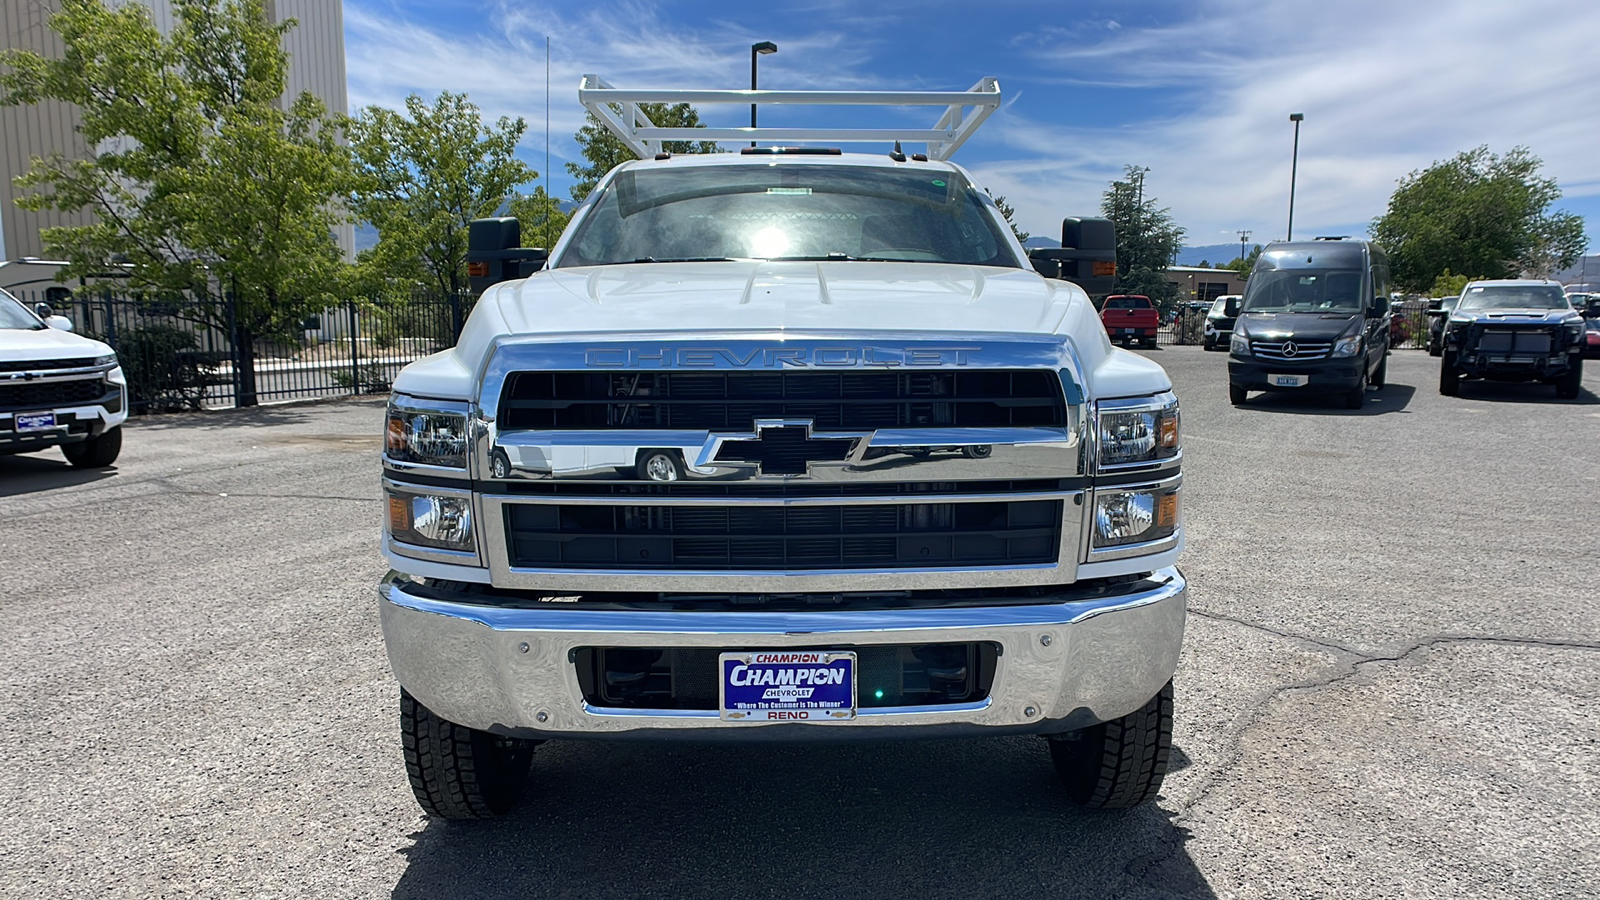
[583,346,978,368]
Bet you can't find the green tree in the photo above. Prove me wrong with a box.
[1224,244,1262,279]
[567,102,719,202]
[346,92,536,298]
[1429,269,1473,299]
[985,189,1029,243]
[0,0,350,406]
[506,186,569,251]
[1100,165,1185,308]
[1371,146,1587,292]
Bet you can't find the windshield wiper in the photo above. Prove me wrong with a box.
[631,256,737,263]
[768,254,933,263]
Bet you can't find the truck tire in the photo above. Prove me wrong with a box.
[1440,352,1460,396]
[1048,680,1173,809]
[1228,384,1247,405]
[635,449,682,482]
[1556,358,1583,400]
[401,689,535,820]
[61,425,122,468]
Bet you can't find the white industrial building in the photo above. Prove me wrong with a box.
[0,0,352,262]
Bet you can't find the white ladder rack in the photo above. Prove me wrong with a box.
[577,75,1002,161]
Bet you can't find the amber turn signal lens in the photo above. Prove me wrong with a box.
[1156,492,1179,530]
[388,495,411,534]
[1158,413,1179,449]
[467,261,489,278]
[1092,260,1116,277]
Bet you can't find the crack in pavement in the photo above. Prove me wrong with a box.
[1127,613,1600,893]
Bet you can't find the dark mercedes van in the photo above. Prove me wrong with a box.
[1226,238,1392,409]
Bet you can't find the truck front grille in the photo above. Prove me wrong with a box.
[498,370,1067,430]
[0,378,106,412]
[1473,327,1552,356]
[505,499,1062,570]
[0,357,97,373]
[1250,340,1332,360]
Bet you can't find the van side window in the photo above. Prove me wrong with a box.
[1371,264,1390,305]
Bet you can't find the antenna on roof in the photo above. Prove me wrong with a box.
[577,76,1002,160]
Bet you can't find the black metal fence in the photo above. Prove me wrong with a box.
[8,285,473,415]
[1152,304,1438,350]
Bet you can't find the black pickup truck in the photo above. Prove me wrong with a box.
[1437,280,1585,399]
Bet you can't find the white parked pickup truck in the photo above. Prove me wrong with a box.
[378,78,1186,819]
[0,288,127,467]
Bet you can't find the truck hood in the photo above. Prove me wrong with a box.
[1449,309,1578,325]
[1234,312,1360,342]
[487,262,1070,336]
[0,325,113,361]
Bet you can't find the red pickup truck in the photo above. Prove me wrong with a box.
[1101,295,1160,348]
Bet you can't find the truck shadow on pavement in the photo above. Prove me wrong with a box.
[390,737,1217,900]
[1239,382,1417,416]
[1451,382,1599,405]
[0,454,115,496]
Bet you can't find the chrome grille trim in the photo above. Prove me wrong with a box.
[1249,340,1332,360]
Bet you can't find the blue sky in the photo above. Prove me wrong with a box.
[344,0,1600,257]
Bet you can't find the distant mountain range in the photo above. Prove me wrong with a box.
[1020,237,1252,268]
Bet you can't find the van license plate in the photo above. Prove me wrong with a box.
[1121,328,1136,334]
[1271,374,1308,387]
[720,651,855,722]
[15,412,57,431]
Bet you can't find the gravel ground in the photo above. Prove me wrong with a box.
[1,347,1597,899]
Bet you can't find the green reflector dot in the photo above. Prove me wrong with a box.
[875,690,884,699]
[931,180,946,187]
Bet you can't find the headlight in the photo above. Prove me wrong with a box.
[1092,488,1179,548]
[386,396,469,469]
[1330,334,1362,358]
[93,354,117,367]
[1229,332,1251,355]
[1097,395,1179,467]
[386,485,476,551]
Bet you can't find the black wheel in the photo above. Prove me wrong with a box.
[1048,681,1173,809]
[489,449,512,479]
[60,426,121,468]
[401,690,535,820]
[1203,337,1214,351]
[1344,369,1367,409]
[961,444,992,459]
[635,449,682,482]
[1372,354,1387,389]
[1228,384,1247,405]
[1556,358,1583,400]
[1428,339,1442,358]
[1440,352,1461,396]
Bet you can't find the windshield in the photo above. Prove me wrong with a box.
[558,164,1016,268]
[1104,296,1151,309]
[1240,268,1365,314]
[1457,285,1569,311]
[0,289,45,330]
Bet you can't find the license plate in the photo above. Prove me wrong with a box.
[14,412,57,432]
[1122,328,1136,334]
[719,651,855,721]
[1271,374,1308,387]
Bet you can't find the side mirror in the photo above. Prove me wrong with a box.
[1368,297,1386,317]
[1586,301,1600,318]
[1030,217,1117,295]
[1224,297,1241,317]
[466,217,548,293]
[1426,298,1443,311]
[35,302,53,319]
[44,315,74,332]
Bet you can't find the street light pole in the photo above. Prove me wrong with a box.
[1287,113,1304,240]
[750,41,777,148]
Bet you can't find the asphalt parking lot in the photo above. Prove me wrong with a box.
[2,345,1597,899]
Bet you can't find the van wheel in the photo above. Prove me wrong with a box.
[1556,359,1583,400]
[61,426,122,468]
[401,690,535,820]
[1048,681,1173,808]
[1228,385,1247,405]
[1344,370,1367,409]
[1440,353,1461,396]
[1372,355,1387,389]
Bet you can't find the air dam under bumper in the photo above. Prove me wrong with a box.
[378,568,1186,741]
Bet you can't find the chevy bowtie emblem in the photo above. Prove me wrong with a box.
[712,420,864,476]
[1281,341,1299,357]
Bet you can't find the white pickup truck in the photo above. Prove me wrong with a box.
[0,289,126,467]
[378,79,1185,819]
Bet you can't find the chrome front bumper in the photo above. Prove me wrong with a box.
[378,568,1186,741]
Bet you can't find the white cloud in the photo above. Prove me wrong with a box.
[981,0,1600,248]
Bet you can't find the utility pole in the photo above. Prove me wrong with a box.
[1237,229,1252,264]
